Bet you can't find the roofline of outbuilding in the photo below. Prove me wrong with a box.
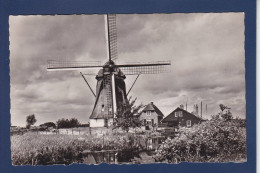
[160,107,206,123]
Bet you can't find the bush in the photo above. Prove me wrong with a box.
[154,118,246,163]
[40,122,56,128]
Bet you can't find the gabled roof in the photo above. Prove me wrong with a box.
[142,102,164,117]
[142,104,154,111]
[161,107,204,123]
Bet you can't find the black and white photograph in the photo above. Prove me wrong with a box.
[10,13,246,165]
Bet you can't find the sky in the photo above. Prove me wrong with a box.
[9,13,245,127]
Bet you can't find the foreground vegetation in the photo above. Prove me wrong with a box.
[11,132,153,165]
[11,112,246,165]
[154,117,246,163]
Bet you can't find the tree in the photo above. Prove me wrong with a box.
[69,118,80,127]
[26,114,37,129]
[221,109,233,121]
[219,104,230,113]
[218,104,233,121]
[57,118,69,128]
[56,118,80,128]
[113,97,144,132]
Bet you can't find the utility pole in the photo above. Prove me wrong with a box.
[206,104,207,115]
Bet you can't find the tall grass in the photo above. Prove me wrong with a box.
[11,132,148,165]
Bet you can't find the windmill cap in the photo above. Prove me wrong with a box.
[103,60,116,67]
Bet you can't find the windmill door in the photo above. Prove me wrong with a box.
[104,118,108,127]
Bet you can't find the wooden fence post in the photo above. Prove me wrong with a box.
[115,153,118,164]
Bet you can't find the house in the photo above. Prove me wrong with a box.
[139,102,164,127]
[161,106,204,128]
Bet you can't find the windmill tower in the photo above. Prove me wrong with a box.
[47,14,171,128]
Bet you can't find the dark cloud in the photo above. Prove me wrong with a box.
[10,13,245,126]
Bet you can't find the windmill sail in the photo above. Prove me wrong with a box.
[47,60,102,71]
[104,14,119,119]
[118,61,171,75]
[106,14,118,61]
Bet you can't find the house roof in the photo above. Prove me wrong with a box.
[142,102,164,117]
[161,107,204,123]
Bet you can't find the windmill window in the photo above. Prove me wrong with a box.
[146,111,151,116]
[186,120,191,127]
[179,111,183,117]
[175,112,179,117]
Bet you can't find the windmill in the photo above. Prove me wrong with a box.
[47,14,171,128]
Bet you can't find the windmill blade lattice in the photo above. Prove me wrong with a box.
[118,61,171,75]
[107,14,118,61]
[47,60,102,70]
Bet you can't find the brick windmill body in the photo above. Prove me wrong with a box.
[47,15,171,128]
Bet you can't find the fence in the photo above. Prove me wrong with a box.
[10,129,26,136]
[38,128,89,135]
[11,127,90,136]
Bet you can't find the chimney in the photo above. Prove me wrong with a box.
[196,104,199,116]
[180,104,184,110]
[151,102,153,105]
[193,104,199,116]
[201,101,202,118]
